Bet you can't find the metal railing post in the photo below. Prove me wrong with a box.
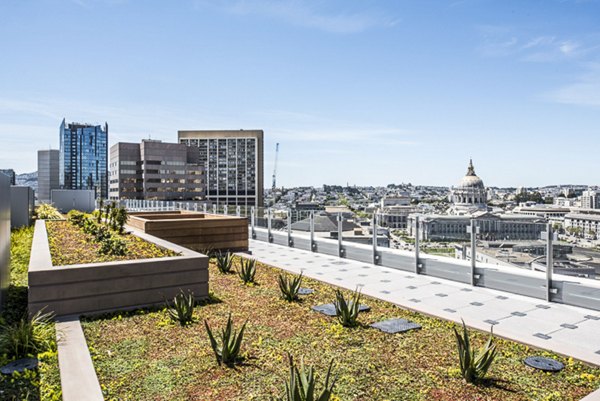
[267,207,273,243]
[544,223,555,302]
[414,216,420,274]
[338,213,344,257]
[468,219,479,286]
[310,211,316,252]
[287,209,293,247]
[372,213,379,265]
[250,207,256,239]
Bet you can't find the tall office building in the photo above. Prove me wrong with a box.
[37,149,60,203]
[109,140,205,201]
[178,130,264,207]
[59,119,108,198]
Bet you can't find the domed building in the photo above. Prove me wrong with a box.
[449,159,488,215]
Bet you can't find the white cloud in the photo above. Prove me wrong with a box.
[545,63,600,107]
[197,0,396,33]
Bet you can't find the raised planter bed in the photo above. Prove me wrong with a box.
[28,220,209,317]
[128,210,249,252]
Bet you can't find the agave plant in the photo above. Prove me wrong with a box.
[166,290,196,326]
[0,309,55,358]
[215,251,235,274]
[334,289,361,327]
[238,258,257,284]
[278,273,303,302]
[453,319,497,383]
[204,313,247,366]
[274,354,337,401]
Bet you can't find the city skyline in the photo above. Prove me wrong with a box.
[1,0,600,187]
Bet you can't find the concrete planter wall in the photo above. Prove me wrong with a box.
[128,211,248,252]
[28,220,209,317]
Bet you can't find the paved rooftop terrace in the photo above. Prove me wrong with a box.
[247,239,600,367]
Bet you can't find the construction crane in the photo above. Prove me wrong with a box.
[272,143,279,191]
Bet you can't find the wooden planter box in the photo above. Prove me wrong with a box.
[128,211,249,253]
[28,220,209,317]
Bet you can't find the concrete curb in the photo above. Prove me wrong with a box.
[56,317,104,401]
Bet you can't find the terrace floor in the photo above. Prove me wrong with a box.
[247,239,600,367]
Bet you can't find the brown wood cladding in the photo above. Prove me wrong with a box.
[128,211,249,252]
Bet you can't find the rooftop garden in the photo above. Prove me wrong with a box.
[81,256,600,401]
[46,209,177,266]
[0,226,61,401]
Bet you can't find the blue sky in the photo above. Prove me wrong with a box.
[1,0,599,187]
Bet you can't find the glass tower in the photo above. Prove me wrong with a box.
[59,119,108,199]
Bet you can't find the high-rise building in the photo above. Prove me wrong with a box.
[178,130,264,207]
[582,190,599,209]
[109,140,205,201]
[0,169,16,185]
[59,119,108,199]
[37,149,60,203]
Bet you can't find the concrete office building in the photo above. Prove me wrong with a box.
[178,130,264,207]
[0,169,16,185]
[60,119,108,199]
[564,209,600,237]
[581,190,600,209]
[37,149,60,203]
[109,140,205,201]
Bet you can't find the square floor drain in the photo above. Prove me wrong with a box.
[585,315,600,320]
[560,323,578,329]
[380,279,391,283]
[484,319,499,325]
[534,333,551,340]
[496,296,508,300]
[362,266,371,269]
[444,308,456,313]
[435,293,448,297]
[380,290,390,294]
[312,303,369,316]
[461,288,473,292]
[536,304,551,309]
[407,286,417,290]
[321,264,330,267]
[332,261,348,265]
[358,274,368,277]
[409,298,421,303]
[470,302,484,307]
[511,311,526,317]
[371,318,421,334]
[339,268,348,272]
[431,281,441,285]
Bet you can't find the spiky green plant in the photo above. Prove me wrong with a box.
[97,198,104,223]
[334,288,361,327]
[238,258,257,284]
[453,319,498,383]
[115,207,128,234]
[166,290,196,326]
[278,273,303,302]
[215,251,234,274]
[0,309,55,358]
[204,313,247,366]
[274,354,337,401]
[35,204,62,220]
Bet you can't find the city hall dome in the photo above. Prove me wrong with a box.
[458,159,484,189]
[450,159,488,215]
